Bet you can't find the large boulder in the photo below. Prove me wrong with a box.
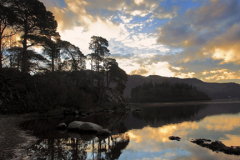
[68,121,84,131]
[57,123,67,132]
[68,132,96,141]
[79,122,103,133]
[96,129,111,137]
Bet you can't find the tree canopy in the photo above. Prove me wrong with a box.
[11,0,57,72]
[89,36,110,72]
[131,81,211,103]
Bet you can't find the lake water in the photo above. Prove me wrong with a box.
[21,99,240,160]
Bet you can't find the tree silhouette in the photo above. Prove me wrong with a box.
[60,40,86,71]
[11,0,57,73]
[89,36,110,72]
[6,46,48,72]
[0,0,18,70]
[41,32,61,72]
[105,58,128,94]
[131,81,211,103]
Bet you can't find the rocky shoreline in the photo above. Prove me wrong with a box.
[0,106,132,160]
[0,114,38,160]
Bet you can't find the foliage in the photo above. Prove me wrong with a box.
[131,81,211,103]
[5,47,49,73]
[0,68,127,114]
[106,58,128,94]
[0,0,18,69]
[0,0,127,114]
[10,0,57,72]
[89,36,110,72]
[60,40,86,71]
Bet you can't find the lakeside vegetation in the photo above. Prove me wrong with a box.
[0,0,128,114]
[0,67,127,114]
[131,81,211,103]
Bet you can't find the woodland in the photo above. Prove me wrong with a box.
[0,0,128,114]
[131,81,211,103]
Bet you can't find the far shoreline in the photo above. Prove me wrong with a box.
[129,98,240,107]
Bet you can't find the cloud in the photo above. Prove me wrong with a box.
[59,18,121,56]
[130,68,149,75]
[207,24,240,64]
[200,68,240,81]
[41,0,178,31]
[134,0,145,6]
[157,0,240,64]
[39,0,240,83]
[174,72,196,79]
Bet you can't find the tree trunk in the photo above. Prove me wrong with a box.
[0,34,2,71]
[0,21,2,71]
[22,18,28,73]
[52,51,54,72]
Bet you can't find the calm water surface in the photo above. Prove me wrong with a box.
[22,100,240,160]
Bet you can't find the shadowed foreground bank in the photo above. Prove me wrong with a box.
[0,115,37,160]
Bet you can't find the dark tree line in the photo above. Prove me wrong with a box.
[0,0,86,72]
[131,81,211,103]
[0,0,128,114]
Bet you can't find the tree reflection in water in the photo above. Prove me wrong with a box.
[27,133,129,159]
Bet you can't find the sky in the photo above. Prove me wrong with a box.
[39,0,240,84]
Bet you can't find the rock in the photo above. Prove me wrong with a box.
[80,134,96,141]
[69,132,96,141]
[67,121,109,137]
[57,123,67,130]
[191,138,240,155]
[68,121,84,131]
[106,110,114,114]
[212,140,226,148]
[135,108,142,112]
[74,111,79,115]
[68,132,80,138]
[169,136,181,141]
[190,138,211,145]
[96,129,111,136]
[81,113,87,117]
[63,110,73,116]
[79,122,103,133]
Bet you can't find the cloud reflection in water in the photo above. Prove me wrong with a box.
[121,113,240,160]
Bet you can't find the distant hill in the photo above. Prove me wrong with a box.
[124,75,240,99]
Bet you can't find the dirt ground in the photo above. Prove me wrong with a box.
[0,114,37,160]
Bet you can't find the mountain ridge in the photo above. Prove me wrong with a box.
[124,75,240,99]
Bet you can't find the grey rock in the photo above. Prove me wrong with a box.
[80,134,96,141]
[79,122,103,133]
[191,138,240,155]
[135,108,142,112]
[106,110,114,113]
[68,121,84,131]
[81,113,87,117]
[96,129,111,136]
[57,123,67,130]
[169,136,181,141]
[68,132,80,138]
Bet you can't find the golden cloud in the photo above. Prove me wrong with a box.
[207,24,240,64]
[130,68,149,75]
[201,69,240,81]
[157,0,240,65]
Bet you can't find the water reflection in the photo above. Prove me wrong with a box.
[27,134,129,159]
[22,101,240,159]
